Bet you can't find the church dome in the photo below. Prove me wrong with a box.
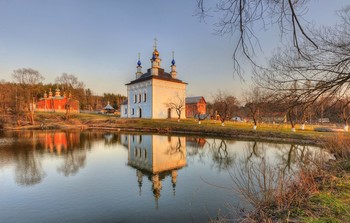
[153,49,159,57]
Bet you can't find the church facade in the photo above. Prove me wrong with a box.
[121,44,187,119]
[36,88,80,113]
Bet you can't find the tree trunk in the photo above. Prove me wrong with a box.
[288,110,296,132]
[253,115,257,130]
[65,103,70,121]
[29,103,35,125]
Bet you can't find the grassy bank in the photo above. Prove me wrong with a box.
[2,112,347,146]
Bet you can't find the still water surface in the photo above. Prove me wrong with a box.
[0,130,327,222]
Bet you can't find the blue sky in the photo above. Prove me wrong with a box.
[0,0,349,100]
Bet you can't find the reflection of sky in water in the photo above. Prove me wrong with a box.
[0,131,329,223]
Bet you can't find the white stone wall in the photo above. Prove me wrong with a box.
[120,104,127,118]
[125,80,153,118]
[152,79,186,119]
[123,78,186,119]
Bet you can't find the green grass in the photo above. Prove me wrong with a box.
[301,163,350,223]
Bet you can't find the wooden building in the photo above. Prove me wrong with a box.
[185,96,206,118]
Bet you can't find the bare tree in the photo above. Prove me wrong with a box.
[55,73,84,120]
[166,94,185,122]
[212,90,239,126]
[336,97,350,132]
[55,73,84,90]
[243,86,268,130]
[255,7,350,108]
[195,0,317,77]
[12,68,44,125]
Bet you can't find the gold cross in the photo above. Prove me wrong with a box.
[153,38,158,49]
[138,52,140,60]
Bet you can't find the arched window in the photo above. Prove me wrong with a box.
[144,93,147,102]
[134,94,137,103]
[139,135,142,144]
[138,93,141,103]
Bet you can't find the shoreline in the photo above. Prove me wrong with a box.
[2,119,333,146]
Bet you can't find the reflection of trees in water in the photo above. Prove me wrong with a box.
[244,141,298,171]
[14,148,46,186]
[57,149,86,177]
[54,131,92,177]
[6,131,46,186]
[279,144,324,173]
[246,141,261,162]
[0,130,127,185]
[166,137,185,159]
[243,141,326,176]
[186,137,208,164]
[186,138,237,170]
[210,139,236,171]
[231,143,329,219]
[0,134,46,186]
[281,144,298,172]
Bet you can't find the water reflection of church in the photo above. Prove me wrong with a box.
[37,131,80,154]
[122,134,186,208]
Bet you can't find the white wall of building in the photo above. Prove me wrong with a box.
[124,80,153,118]
[122,78,186,119]
[152,79,186,119]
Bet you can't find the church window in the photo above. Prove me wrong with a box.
[134,146,137,157]
[144,150,147,160]
[134,94,137,103]
[139,135,142,144]
[124,108,127,114]
[144,93,146,102]
[138,94,141,103]
[132,108,134,115]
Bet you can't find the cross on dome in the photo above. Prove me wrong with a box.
[153,38,158,50]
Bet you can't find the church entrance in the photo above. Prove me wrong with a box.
[139,108,142,118]
[167,108,171,118]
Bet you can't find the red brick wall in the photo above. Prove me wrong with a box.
[36,98,79,112]
[186,98,206,118]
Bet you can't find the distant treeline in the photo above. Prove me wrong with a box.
[0,69,126,115]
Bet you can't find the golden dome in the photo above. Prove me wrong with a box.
[153,49,159,56]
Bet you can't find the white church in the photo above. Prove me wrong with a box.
[121,42,187,119]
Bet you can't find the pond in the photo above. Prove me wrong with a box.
[0,130,330,222]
